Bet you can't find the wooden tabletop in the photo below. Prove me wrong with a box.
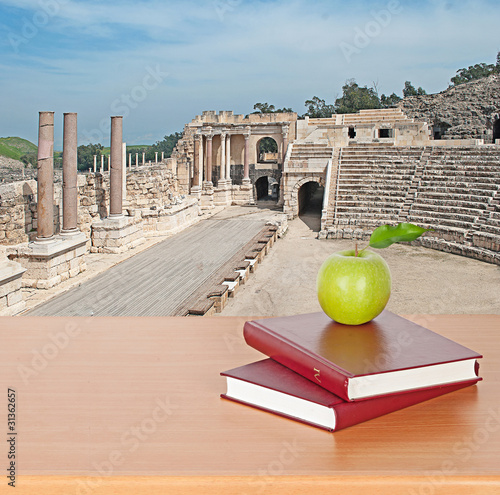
[0,314,499,494]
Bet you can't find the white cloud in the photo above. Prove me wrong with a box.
[0,0,498,145]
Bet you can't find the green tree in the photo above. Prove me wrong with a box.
[258,137,278,153]
[252,103,293,114]
[380,92,402,108]
[334,79,381,114]
[77,143,104,171]
[403,81,426,97]
[146,132,182,161]
[450,62,496,86]
[303,96,335,118]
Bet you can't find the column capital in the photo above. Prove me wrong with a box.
[206,133,213,141]
[194,133,201,140]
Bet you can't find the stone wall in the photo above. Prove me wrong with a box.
[400,74,500,142]
[0,165,183,247]
[0,180,38,245]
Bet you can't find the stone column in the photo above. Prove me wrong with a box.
[161,151,164,161]
[155,152,158,164]
[109,116,123,217]
[206,134,213,183]
[122,142,127,200]
[36,111,55,242]
[193,134,200,187]
[282,125,289,164]
[199,134,204,184]
[100,155,104,172]
[243,134,250,181]
[93,155,97,173]
[61,112,78,235]
[135,153,139,167]
[128,153,132,169]
[142,152,145,166]
[220,132,226,180]
[226,134,231,180]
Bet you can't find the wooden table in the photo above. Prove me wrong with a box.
[0,315,498,494]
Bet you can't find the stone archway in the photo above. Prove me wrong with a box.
[256,136,279,164]
[297,180,324,232]
[493,118,500,143]
[287,176,325,226]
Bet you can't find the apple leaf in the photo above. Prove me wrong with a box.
[369,223,433,249]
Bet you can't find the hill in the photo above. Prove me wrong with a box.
[0,137,37,161]
[399,74,500,141]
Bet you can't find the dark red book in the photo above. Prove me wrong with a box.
[221,359,480,431]
[243,311,482,402]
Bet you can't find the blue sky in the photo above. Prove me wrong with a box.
[0,0,498,148]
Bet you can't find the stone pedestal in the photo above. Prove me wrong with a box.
[91,215,144,254]
[190,185,202,201]
[231,180,254,205]
[200,181,214,209]
[213,179,232,206]
[7,233,87,290]
[0,259,26,315]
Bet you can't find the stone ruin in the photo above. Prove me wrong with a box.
[0,111,197,315]
[1,84,500,314]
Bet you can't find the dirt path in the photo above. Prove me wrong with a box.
[219,213,500,317]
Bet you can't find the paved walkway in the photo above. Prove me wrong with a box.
[26,206,280,316]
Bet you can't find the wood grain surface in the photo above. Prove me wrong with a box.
[0,314,498,494]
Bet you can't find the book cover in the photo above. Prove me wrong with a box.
[243,311,482,401]
[221,359,480,431]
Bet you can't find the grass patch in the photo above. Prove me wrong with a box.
[0,137,37,161]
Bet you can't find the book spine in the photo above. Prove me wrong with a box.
[243,321,351,401]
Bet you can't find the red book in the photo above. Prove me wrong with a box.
[243,311,482,402]
[221,359,480,431]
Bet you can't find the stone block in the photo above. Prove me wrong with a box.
[6,289,23,306]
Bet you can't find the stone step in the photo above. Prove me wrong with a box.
[410,203,484,218]
[406,214,473,231]
[412,197,489,211]
[417,187,497,196]
[408,211,477,227]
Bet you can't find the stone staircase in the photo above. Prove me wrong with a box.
[326,143,423,236]
[322,144,500,264]
[407,146,500,261]
[286,142,334,170]
[340,108,413,126]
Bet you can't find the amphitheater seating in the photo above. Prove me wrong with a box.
[332,144,423,228]
[407,147,500,246]
[326,144,500,264]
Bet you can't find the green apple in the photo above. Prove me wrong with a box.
[316,249,391,325]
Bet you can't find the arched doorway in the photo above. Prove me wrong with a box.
[432,122,450,140]
[298,181,324,231]
[257,137,279,164]
[493,118,500,143]
[255,176,279,202]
